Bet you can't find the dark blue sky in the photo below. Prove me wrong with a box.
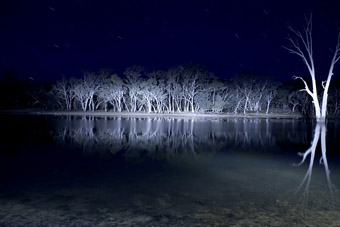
[1,0,340,81]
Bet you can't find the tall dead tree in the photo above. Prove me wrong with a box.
[284,15,340,122]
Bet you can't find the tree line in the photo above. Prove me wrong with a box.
[2,64,339,116]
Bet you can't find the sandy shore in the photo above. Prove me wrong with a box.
[0,109,303,119]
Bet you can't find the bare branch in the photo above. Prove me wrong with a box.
[283,35,314,76]
[285,14,316,86]
[319,156,324,165]
[293,76,313,97]
[282,45,304,58]
[293,148,312,166]
[333,31,340,64]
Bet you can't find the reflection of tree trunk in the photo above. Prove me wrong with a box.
[293,124,320,207]
[320,123,336,199]
[294,123,337,207]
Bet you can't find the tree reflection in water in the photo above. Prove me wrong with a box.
[293,123,338,209]
[51,117,340,210]
[52,117,285,160]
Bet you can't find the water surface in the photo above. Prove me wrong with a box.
[0,115,339,226]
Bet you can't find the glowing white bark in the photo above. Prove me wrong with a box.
[284,15,340,122]
[51,78,76,111]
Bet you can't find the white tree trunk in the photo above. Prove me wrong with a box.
[284,15,340,122]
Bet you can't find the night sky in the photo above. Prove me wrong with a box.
[1,0,340,81]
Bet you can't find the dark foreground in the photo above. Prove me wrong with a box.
[0,115,340,226]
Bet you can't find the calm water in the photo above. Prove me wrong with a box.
[0,115,340,226]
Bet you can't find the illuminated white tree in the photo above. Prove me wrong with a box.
[51,77,76,111]
[124,66,144,112]
[166,67,184,112]
[264,85,277,114]
[284,15,340,122]
[72,72,104,111]
[98,74,126,112]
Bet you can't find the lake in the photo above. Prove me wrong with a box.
[0,115,340,226]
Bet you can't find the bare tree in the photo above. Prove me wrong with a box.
[264,86,277,114]
[72,72,105,111]
[166,67,184,112]
[85,72,105,111]
[73,81,89,111]
[236,79,253,114]
[124,66,144,112]
[288,90,301,113]
[139,77,156,113]
[182,68,204,113]
[51,77,76,111]
[328,88,340,115]
[284,15,340,122]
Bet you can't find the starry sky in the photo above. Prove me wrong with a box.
[1,0,340,81]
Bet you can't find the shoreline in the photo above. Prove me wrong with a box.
[0,109,304,119]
